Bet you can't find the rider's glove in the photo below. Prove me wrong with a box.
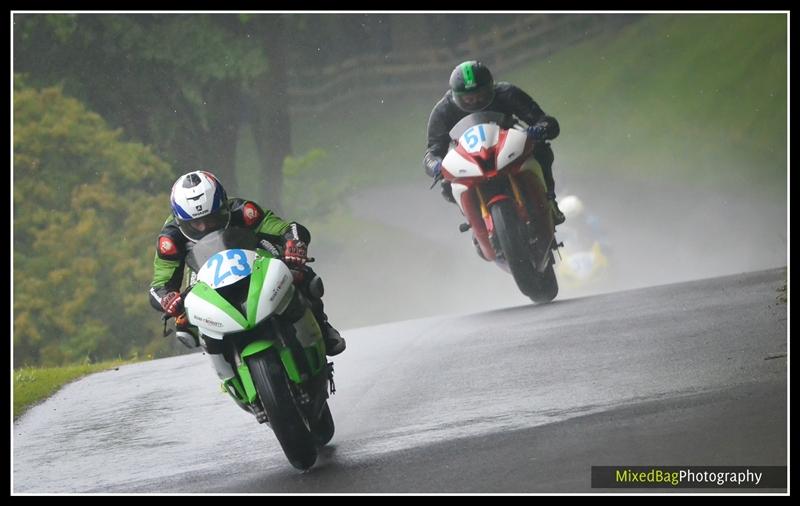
[431,160,442,179]
[527,122,549,141]
[284,239,308,268]
[161,291,184,317]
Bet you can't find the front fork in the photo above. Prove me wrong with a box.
[220,315,334,423]
[479,168,556,271]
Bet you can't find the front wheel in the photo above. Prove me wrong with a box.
[247,351,317,470]
[491,199,538,296]
[491,200,558,303]
[311,401,335,447]
[529,261,559,303]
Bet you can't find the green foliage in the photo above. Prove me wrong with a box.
[13,14,272,189]
[14,81,175,366]
[504,14,787,191]
[282,148,354,221]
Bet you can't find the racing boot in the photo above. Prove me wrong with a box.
[547,192,566,226]
[322,321,346,356]
[175,313,200,349]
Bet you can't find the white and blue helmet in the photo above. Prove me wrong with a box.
[170,171,230,241]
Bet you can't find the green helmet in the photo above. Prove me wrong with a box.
[449,60,495,112]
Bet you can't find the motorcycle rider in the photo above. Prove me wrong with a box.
[148,170,346,357]
[558,194,611,254]
[423,60,565,225]
[555,194,612,283]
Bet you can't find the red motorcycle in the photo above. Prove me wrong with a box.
[440,111,559,303]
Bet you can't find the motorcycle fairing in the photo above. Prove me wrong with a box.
[187,254,295,339]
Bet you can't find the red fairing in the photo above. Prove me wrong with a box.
[445,130,513,182]
[460,189,495,261]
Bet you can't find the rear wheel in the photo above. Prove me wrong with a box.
[247,351,317,470]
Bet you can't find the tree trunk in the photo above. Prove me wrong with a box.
[203,79,242,192]
[251,14,291,214]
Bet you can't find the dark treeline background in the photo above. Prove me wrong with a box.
[12,13,517,366]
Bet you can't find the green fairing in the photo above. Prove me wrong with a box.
[240,340,303,384]
[241,340,274,358]
[237,363,258,403]
[240,341,276,402]
[279,347,303,383]
[246,256,270,326]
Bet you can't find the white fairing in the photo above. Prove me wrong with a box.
[496,128,528,170]
[443,150,483,178]
[451,182,470,214]
[185,292,246,339]
[254,259,295,323]
[186,254,295,341]
[196,249,258,289]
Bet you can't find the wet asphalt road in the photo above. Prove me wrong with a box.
[13,268,787,493]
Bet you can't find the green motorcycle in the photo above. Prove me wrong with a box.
[177,226,336,470]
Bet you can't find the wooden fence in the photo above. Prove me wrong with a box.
[286,14,643,114]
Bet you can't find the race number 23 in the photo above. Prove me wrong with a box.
[206,249,251,286]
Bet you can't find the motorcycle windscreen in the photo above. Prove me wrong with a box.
[186,226,258,273]
[448,111,511,140]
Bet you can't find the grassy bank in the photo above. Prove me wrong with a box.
[506,13,787,191]
[14,359,134,419]
[270,13,786,203]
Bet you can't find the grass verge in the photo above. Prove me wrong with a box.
[13,359,135,420]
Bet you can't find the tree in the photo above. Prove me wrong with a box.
[243,14,292,212]
[14,81,174,366]
[13,13,270,194]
